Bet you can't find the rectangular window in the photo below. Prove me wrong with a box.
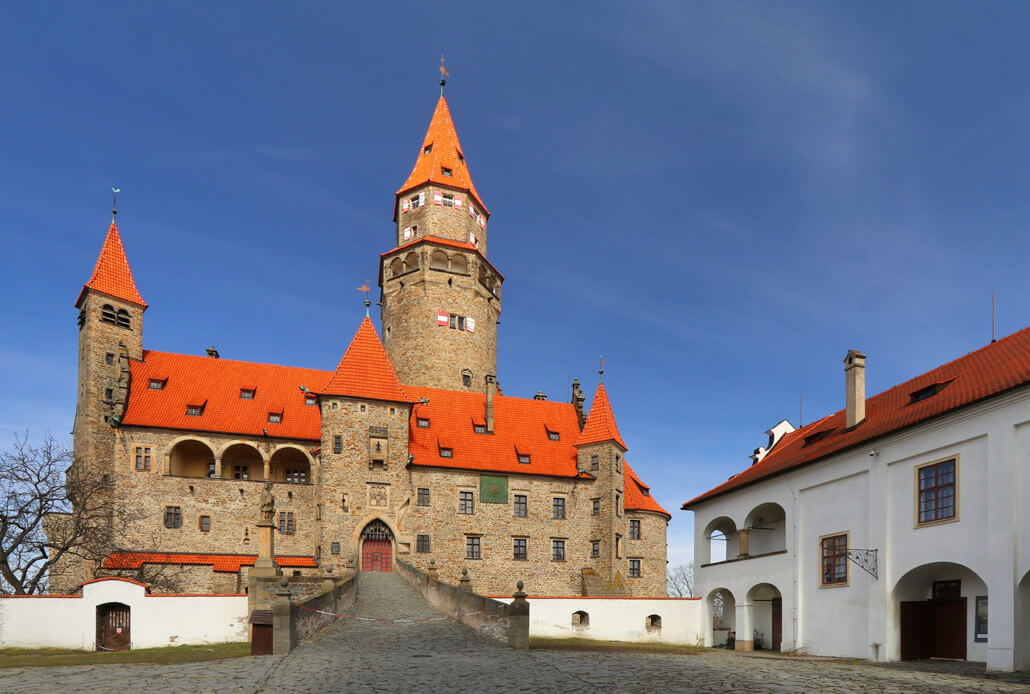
[513,538,527,561]
[305,395,317,406]
[186,405,201,417]
[443,194,454,207]
[591,540,600,558]
[459,491,474,514]
[106,353,115,365]
[442,167,453,177]
[199,515,211,532]
[440,447,453,458]
[268,412,282,424]
[240,389,255,399]
[410,194,421,208]
[234,465,249,480]
[615,493,622,517]
[457,315,465,331]
[285,469,306,484]
[551,540,565,562]
[333,435,343,454]
[590,455,599,471]
[629,559,642,578]
[615,454,622,471]
[466,536,481,559]
[547,431,559,441]
[134,446,151,471]
[164,506,182,529]
[517,453,530,464]
[331,542,340,555]
[105,388,113,400]
[148,378,163,390]
[279,511,296,535]
[917,458,957,525]
[417,488,430,506]
[552,497,566,520]
[615,534,621,558]
[417,535,431,553]
[821,533,848,586]
[417,418,430,428]
[207,461,216,478]
[513,494,527,517]
[630,519,641,540]
[592,498,600,516]
[473,424,486,434]
[449,314,457,329]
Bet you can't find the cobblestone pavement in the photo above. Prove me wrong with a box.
[1,571,1028,693]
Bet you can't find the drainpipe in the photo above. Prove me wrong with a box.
[787,479,799,651]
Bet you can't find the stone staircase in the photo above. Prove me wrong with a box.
[581,568,628,596]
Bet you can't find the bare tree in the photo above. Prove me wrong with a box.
[667,561,694,598]
[0,432,182,594]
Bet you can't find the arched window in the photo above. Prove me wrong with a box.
[571,610,589,629]
[390,257,403,277]
[116,309,131,329]
[403,252,419,272]
[429,250,449,271]
[101,305,116,324]
[461,370,472,388]
[645,614,662,633]
[450,254,468,275]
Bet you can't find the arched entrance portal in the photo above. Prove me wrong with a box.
[360,520,394,572]
[96,602,131,651]
[893,561,988,662]
[747,583,783,651]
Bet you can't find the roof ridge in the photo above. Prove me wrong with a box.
[142,349,332,374]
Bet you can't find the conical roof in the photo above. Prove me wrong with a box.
[76,220,147,308]
[396,96,487,214]
[319,318,411,403]
[576,383,628,449]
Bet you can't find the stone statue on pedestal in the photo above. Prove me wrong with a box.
[259,482,275,525]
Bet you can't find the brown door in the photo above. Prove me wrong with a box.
[771,598,782,652]
[362,539,392,571]
[251,624,273,655]
[901,601,933,660]
[932,598,966,660]
[96,603,131,651]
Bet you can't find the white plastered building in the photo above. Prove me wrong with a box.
[684,328,1030,672]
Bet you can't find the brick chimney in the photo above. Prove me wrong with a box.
[844,349,867,429]
[571,378,586,430]
[485,374,497,433]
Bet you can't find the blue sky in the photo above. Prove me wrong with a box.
[2,2,1028,569]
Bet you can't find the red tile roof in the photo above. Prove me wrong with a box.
[75,220,147,308]
[396,96,488,215]
[103,552,317,573]
[319,318,412,403]
[625,463,670,518]
[122,351,329,440]
[379,236,505,281]
[576,383,627,449]
[683,327,1030,509]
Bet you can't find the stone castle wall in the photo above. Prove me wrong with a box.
[395,184,489,254]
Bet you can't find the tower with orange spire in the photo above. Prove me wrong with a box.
[379,91,502,394]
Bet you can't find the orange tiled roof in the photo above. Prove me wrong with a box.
[319,318,412,403]
[576,383,628,449]
[75,220,147,308]
[625,463,670,518]
[103,552,317,573]
[122,351,329,440]
[683,327,1030,509]
[396,96,487,215]
[379,236,504,283]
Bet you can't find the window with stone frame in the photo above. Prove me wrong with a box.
[417,488,431,506]
[615,492,622,517]
[417,535,431,553]
[629,559,642,578]
[333,435,342,454]
[459,490,474,514]
[513,494,527,517]
[164,506,182,529]
[629,519,641,540]
[206,462,216,478]
[285,469,307,484]
[513,538,527,561]
[592,498,600,516]
[279,511,295,535]
[552,497,566,520]
[106,353,115,365]
[198,515,211,532]
[134,446,151,471]
[466,536,481,560]
[551,539,566,562]
[821,533,848,586]
[331,542,340,555]
[590,455,599,471]
[615,534,622,558]
[591,540,600,558]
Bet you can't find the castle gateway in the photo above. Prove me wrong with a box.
[59,89,669,597]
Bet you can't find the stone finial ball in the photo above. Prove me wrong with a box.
[517,580,524,591]
[280,576,289,587]
[461,568,468,576]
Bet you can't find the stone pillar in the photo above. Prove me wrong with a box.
[737,529,751,559]
[252,482,279,580]
[508,580,530,651]
[427,560,438,581]
[214,456,222,478]
[264,459,272,482]
[735,600,754,651]
[271,577,293,655]
[459,568,472,592]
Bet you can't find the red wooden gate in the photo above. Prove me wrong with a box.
[96,603,131,651]
[362,540,392,571]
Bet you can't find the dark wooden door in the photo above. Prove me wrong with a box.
[362,539,392,571]
[251,624,273,655]
[97,603,131,651]
[901,601,933,660]
[771,598,782,652]
[932,598,966,660]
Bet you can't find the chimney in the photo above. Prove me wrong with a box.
[844,349,867,429]
[571,378,586,429]
[485,374,497,433]
[206,346,220,359]
[533,391,547,401]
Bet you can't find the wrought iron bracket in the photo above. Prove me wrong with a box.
[847,548,878,580]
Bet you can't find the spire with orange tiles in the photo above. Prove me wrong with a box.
[576,383,628,450]
[75,217,147,309]
[396,95,488,215]
[320,317,411,403]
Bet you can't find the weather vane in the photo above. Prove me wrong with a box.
[111,187,120,219]
[357,279,371,317]
[599,356,606,382]
[439,54,450,96]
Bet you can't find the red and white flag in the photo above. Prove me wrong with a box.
[466,317,476,333]
[437,311,449,326]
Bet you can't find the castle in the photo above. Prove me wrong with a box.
[60,89,670,597]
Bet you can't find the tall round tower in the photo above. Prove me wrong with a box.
[379,92,502,393]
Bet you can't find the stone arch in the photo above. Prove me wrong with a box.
[702,516,737,564]
[890,561,988,663]
[429,250,449,271]
[115,308,131,329]
[743,502,787,555]
[356,518,396,572]
[707,587,736,648]
[101,304,117,324]
[220,442,265,481]
[571,610,589,630]
[645,614,662,633]
[349,514,402,552]
[390,257,402,277]
[269,445,312,484]
[450,254,468,275]
[168,439,215,478]
[403,251,419,272]
[746,582,783,651]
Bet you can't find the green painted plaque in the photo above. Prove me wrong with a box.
[480,475,508,503]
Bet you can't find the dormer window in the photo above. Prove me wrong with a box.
[424,144,432,155]
[305,395,317,406]
[417,418,430,428]
[804,429,833,447]
[240,389,255,400]
[910,380,953,405]
[148,379,165,390]
[474,424,486,434]
[439,447,453,458]
[442,194,454,207]
[518,453,531,464]
[547,430,560,442]
[268,412,282,424]
[186,405,202,417]
[441,167,453,177]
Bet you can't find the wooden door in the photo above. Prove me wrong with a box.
[97,603,131,651]
[251,624,273,655]
[362,539,392,571]
[771,598,782,652]
[900,601,933,660]
[932,598,966,660]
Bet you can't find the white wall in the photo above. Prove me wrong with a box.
[499,597,702,645]
[0,578,248,650]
